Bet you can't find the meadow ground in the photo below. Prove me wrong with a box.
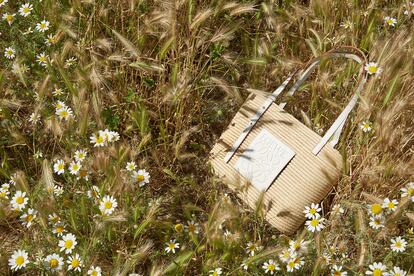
[0,0,413,275]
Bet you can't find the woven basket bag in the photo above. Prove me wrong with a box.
[209,47,368,234]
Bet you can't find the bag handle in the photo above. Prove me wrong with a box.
[223,47,367,163]
[276,46,367,154]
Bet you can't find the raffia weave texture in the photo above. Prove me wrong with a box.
[209,91,343,234]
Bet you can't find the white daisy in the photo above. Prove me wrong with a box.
[87,185,100,199]
[125,161,137,171]
[390,236,407,253]
[241,262,248,271]
[382,198,398,212]
[131,169,150,187]
[67,253,83,272]
[36,20,50,32]
[2,13,16,25]
[58,233,77,254]
[289,239,309,254]
[303,203,321,219]
[8,249,29,271]
[279,248,292,263]
[52,222,66,237]
[0,0,9,8]
[45,33,57,46]
[90,132,106,147]
[368,203,383,216]
[384,16,397,27]
[185,220,200,234]
[4,47,15,59]
[0,187,10,199]
[305,213,325,232]
[10,190,28,211]
[53,185,64,197]
[365,262,387,275]
[164,239,180,254]
[262,259,280,274]
[45,253,63,271]
[69,161,82,175]
[55,100,67,110]
[360,121,373,132]
[389,266,407,276]
[99,195,117,215]
[77,168,90,181]
[53,159,65,175]
[400,182,414,202]
[36,52,49,67]
[56,106,74,121]
[331,265,347,276]
[48,213,61,225]
[29,112,41,124]
[88,265,102,276]
[52,87,64,96]
[74,149,87,162]
[209,268,222,276]
[286,254,304,272]
[369,215,385,230]
[19,3,33,17]
[364,62,382,75]
[20,208,37,228]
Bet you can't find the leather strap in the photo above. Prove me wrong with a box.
[224,47,367,163]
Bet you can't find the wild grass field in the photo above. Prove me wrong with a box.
[0,0,413,275]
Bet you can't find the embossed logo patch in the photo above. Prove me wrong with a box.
[234,129,295,192]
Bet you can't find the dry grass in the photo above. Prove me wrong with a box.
[0,0,413,275]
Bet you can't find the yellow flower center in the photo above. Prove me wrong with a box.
[25,214,33,222]
[333,272,341,276]
[268,264,275,271]
[213,272,218,276]
[15,256,25,266]
[368,66,378,73]
[408,188,414,196]
[91,272,98,276]
[310,219,319,227]
[65,240,73,249]
[104,201,112,209]
[39,56,47,62]
[387,19,394,25]
[96,136,104,144]
[59,110,68,118]
[395,241,401,248]
[168,243,175,249]
[288,261,295,268]
[56,226,64,233]
[293,243,300,250]
[58,164,64,170]
[40,23,47,29]
[6,15,13,21]
[175,223,183,232]
[388,202,395,209]
[49,258,58,268]
[16,196,24,204]
[309,208,316,215]
[71,259,80,268]
[6,50,13,55]
[0,191,6,198]
[136,174,145,182]
[370,204,382,215]
[23,7,30,13]
[373,269,382,276]
[72,164,79,171]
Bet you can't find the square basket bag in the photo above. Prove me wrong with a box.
[209,47,368,234]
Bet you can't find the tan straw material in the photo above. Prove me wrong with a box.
[209,47,367,234]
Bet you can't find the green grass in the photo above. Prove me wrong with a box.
[0,0,414,275]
